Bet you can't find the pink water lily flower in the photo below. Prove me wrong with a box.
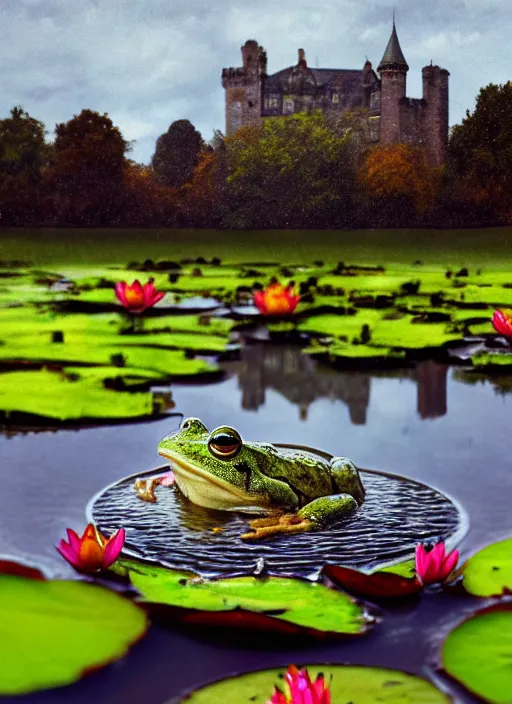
[415,542,459,586]
[492,309,512,338]
[115,279,165,313]
[268,665,331,704]
[254,282,301,316]
[57,523,125,574]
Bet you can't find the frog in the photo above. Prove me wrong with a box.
[134,417,365,540]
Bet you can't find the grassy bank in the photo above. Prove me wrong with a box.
[2,227,512,269]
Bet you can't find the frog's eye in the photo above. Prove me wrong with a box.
[208,427,242,460]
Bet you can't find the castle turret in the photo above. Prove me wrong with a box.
[377,21,409,144]
[422,63,450,166]
[221,40,266,135]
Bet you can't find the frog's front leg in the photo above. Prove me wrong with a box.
[135,470,176,503]
[330,457,365,504]
[242,494,357,541]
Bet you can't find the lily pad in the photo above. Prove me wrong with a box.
[0,368,157,422]
[462,538,512,596]
[323,564,422,599]
[118,559,370,637]
[0,573,148,695]
[179,664,451,703]
[441,605,512,704]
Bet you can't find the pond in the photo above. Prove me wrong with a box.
[0,344,509,703]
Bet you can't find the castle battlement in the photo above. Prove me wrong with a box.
[221,24,449,165]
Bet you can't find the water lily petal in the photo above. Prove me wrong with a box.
[269,689,288,704]
[439,548,459,581]
[65,528,81,552]
[254,290,267,314]
[103,528,126,568]
[150,290,165,306]
[78,525,106,572]
[492,309,512,337]
[415,544,428,583]
[114,281,128,307]
[56,540,81,569]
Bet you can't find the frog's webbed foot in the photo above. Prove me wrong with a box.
[135,477,162,503]
[241,513,314,541]
[135,470,175,503]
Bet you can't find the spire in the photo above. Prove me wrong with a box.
[378,18,409,72]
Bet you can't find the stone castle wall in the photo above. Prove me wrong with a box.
[222,38,449,164]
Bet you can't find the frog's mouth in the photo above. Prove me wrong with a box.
[158,450,269,513]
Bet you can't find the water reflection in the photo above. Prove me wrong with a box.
[223,344,449,424]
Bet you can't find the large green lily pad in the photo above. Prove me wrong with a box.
[118,559,369,637]
[179,664,451,703]
[0,368,158,421]
[441,605,512,704]
[462,538,512,596]
[0,573,148,695]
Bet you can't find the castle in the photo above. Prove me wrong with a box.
[221,22,449,166]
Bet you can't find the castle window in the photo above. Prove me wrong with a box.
[264,93,280,110]
[231,101,242,131]
[331,93,339,104]
[283,95,295,114]
[370,92,380,110]
[368,116,380,142]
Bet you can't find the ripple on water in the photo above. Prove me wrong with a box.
[89,456,465,579]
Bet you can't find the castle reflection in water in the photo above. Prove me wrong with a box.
[223,344,447,424]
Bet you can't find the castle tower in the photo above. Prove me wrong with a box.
[221,40,267,135]
[377,21,409,144]
[422,63,450,166]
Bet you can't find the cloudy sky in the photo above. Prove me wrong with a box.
[0,0,508,164]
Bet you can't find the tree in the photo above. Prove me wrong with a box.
[151,120,204,189]
[448,82,512,223]
[223,111,358,228]
[0,106,50,225]
[120,161,178,226]
[358,144,441,226]
[46,109,130,226]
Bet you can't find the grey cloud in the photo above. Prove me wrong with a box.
[0,0,508,163]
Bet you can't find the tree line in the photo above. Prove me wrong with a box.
[1,81,511,229]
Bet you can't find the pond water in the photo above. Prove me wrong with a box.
[0,344,510,703]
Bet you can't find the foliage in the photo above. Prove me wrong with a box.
[46,109,130,226]
[462,538,512,596]
[151,119,204,189]
[121,162,177,226]
[0,106,50,225]
[0,571,147,695]
[180,148,227,226]
[117,559,370,637]
[358,144,442,225]
[442,605,512,704]
[223,112,358,228]
[449,82,512,223]
[182,665,451,703]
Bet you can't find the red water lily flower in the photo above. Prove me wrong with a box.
[57,523,125,574]
[492,309,512,338]
[415,542,459,586]
[254,282,301,316]
[268,665,331,704]
[115,279,165,313]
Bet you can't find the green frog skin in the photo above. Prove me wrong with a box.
[141,417,365,539]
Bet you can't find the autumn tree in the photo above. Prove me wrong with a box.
[180,131,228,226]
[448,82,512,223]
[0,106,50,225]
[46,109,130,225]
[224,111,358,228]
[358,144,441,226]
[120,161,178,226]
[151,120,204,189]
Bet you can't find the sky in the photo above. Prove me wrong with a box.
[0,0,508,164]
